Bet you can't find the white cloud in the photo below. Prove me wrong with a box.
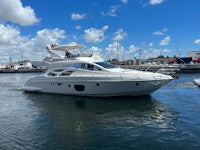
[0,24,27,45]
[148,48,161,58]
[71,13,86,20]
[194,39,200,44]
[0,26,66,64]
[152,31,163,36]
[104,41,140,61]
[112,28,127,41]
[0,24,30,63]
[105,41,125,60]
[121,0,128,4]
[102,5,120,17]
[75,25,81,30]
[128,44,140,54]
[152,28,168,35]
[83,25,109,43]
[162,48,170,53]
[31,28,66,51]
[85,46,102,57]
[149,42,154,47]
[160,36,170,46]
[149,0,165,5]
[0,0,40,26]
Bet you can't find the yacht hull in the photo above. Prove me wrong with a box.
[22,76,171,97]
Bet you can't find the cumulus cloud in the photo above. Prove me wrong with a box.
[152,31,163,36]
[71,13,86,20]
[121,0,128,4]
[152,28,168,35]
[85,46,102,56]
[112,28,127,41]
[31,28,65,51]
[149,42,154,47]
[128,44,140,54]
[105,41,125,60]
[147,47,168,58]
[75,25,81,30]
[0,24,27,45]
[0,0,40,26]
[83,25,109,43]
[162,48,170,53]
[102,5,120,17]
[143,0,165,6]
[0,24,29,63]
[194,39,200,44]
[0,25,66,64]
[149,0,165,5]
[160,36,170,46]
[104,42,143,61]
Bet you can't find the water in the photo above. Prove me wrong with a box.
[0,73,200,150]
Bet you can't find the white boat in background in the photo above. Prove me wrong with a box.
[194,78,200,86]
[21,44,173,97]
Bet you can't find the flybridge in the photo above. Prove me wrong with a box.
[52,45,86,51]
[46,43,86,51]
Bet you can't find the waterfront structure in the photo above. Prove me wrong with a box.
[186,51,200,63]
[6,60,32,70]
[187,51,200,59]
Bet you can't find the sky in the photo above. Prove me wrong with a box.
[0,0,200,65]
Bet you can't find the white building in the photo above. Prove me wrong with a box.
[187,51,200,59]
[12,60,32,70]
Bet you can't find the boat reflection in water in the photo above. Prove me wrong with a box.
[23,93,179,149]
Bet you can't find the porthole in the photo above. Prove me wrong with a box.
[136,83,139,86]
[96,83,99,86]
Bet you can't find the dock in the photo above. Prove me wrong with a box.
[0,68,46,73]
[123,64,200,73]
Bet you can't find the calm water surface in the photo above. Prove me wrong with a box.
[0,73,200,150]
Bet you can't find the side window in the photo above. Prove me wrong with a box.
[48,72,57,76]
[77,63,102,71]
[93,66,101,71]
[87,64,94,70]
[86,64,101,71]
[67,63,81,68]
[73,63,81,68]
[81,63,86,69]
[60,71,73,76]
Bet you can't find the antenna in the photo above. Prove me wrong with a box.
[117,40,119,65]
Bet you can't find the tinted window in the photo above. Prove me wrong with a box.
[95,62,118,69]
[67,63,82,68]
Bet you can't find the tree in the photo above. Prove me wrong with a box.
[157,55,164,58]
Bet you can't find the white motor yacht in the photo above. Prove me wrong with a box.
[22,44,173,97]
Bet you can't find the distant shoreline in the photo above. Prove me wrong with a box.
[0,68,46,73]
[123,64,200,73]
[1,64,200,74]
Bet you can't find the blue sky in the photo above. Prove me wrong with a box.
[0,0,200,64]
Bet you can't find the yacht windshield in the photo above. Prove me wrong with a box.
[95,62,118,69]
